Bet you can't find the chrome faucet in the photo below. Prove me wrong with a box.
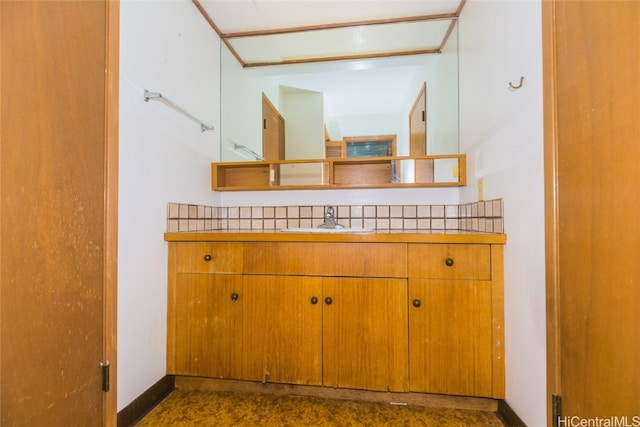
[318,206,344,229]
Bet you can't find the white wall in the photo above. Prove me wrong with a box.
[458,1,546,426]
[283,91,324,159]
[427,21,459,155]
[220,44,264,161]
[118,0,220,410]
[220,187,459,207]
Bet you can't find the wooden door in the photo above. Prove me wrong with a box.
[545,0,640,423]
[262,94,285,185]
[262,93,285,160]
[172,274,243,378]
[409,83,433,182]
[409,279,492,397]
[0,1,118,425]
[242,275,323,385]
[323,277,408,392]
[409,83,427,156]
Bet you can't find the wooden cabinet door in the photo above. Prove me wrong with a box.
[409,279,492,397]
[171,274,243,378]
[323,278,409,392]
[242,275,323,385]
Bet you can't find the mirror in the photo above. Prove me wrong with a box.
[220,21,459,163]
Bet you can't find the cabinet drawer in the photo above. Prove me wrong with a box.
[172,242,243,273]
[408,244,490,280]
[244,242,407,278]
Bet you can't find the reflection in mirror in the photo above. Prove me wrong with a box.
[221,22,459,162]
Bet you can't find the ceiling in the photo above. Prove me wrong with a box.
[194,0,466,67]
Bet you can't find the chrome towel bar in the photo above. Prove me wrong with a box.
[233,143,264,161]
[144,89,214,132]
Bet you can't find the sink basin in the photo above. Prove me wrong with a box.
[280,227,374,233]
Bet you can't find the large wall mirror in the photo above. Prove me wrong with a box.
[220,20,460,165]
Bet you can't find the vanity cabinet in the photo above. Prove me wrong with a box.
[323,277,408,391]
[171,273,243,378]
[242,242,408,391]
[408,244,497,397]
[167,243,244,378]
[165,234,505,399]
[242,275,323,385]
[240,275,408,391]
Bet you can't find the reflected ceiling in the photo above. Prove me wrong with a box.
[194,0,466,67]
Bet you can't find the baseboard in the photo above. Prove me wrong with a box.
[117,375,175,427]
[174,376,499,413]
[497,399,527,427]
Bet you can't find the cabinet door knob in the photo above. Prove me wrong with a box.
[231,293,239,301]
[445,257,454,267]
[324,297,333,305]
[203,254,212,262]
[310,296,318,305]
[412,299,421,308]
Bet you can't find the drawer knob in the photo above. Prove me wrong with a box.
[445,258,454,267]
[412,299,421,308]
[310,296,318,305]
[203,254,212,262]
[324,297,333,305]
[231,293,239,301]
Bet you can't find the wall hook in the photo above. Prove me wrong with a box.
[508,76,524,90]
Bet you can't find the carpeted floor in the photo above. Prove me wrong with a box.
[136,388,505,426]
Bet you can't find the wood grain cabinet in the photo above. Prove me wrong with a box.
[408,244,500,397]
[171,273,243,378]
[168,243,243,378]
[166,237,504,399]
[242,275,323,385]
[242,242,408,391]
[323,277,409,392]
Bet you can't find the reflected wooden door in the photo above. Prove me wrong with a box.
[262,93,285,160]
[262,94,285,185]
[0,1,118,424]
[409,83,433,182]
[545,0,640,423]
[409,83,427,156]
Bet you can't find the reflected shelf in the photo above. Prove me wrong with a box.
[211,154,466,191]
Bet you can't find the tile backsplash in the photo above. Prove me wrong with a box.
[166,199,504,234]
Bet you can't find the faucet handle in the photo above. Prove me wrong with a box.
[326,206,334,216]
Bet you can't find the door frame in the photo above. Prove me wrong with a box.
[104,1,120,424]
[542,0,560,422]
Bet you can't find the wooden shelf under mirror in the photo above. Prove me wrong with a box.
[211,154,466,191]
